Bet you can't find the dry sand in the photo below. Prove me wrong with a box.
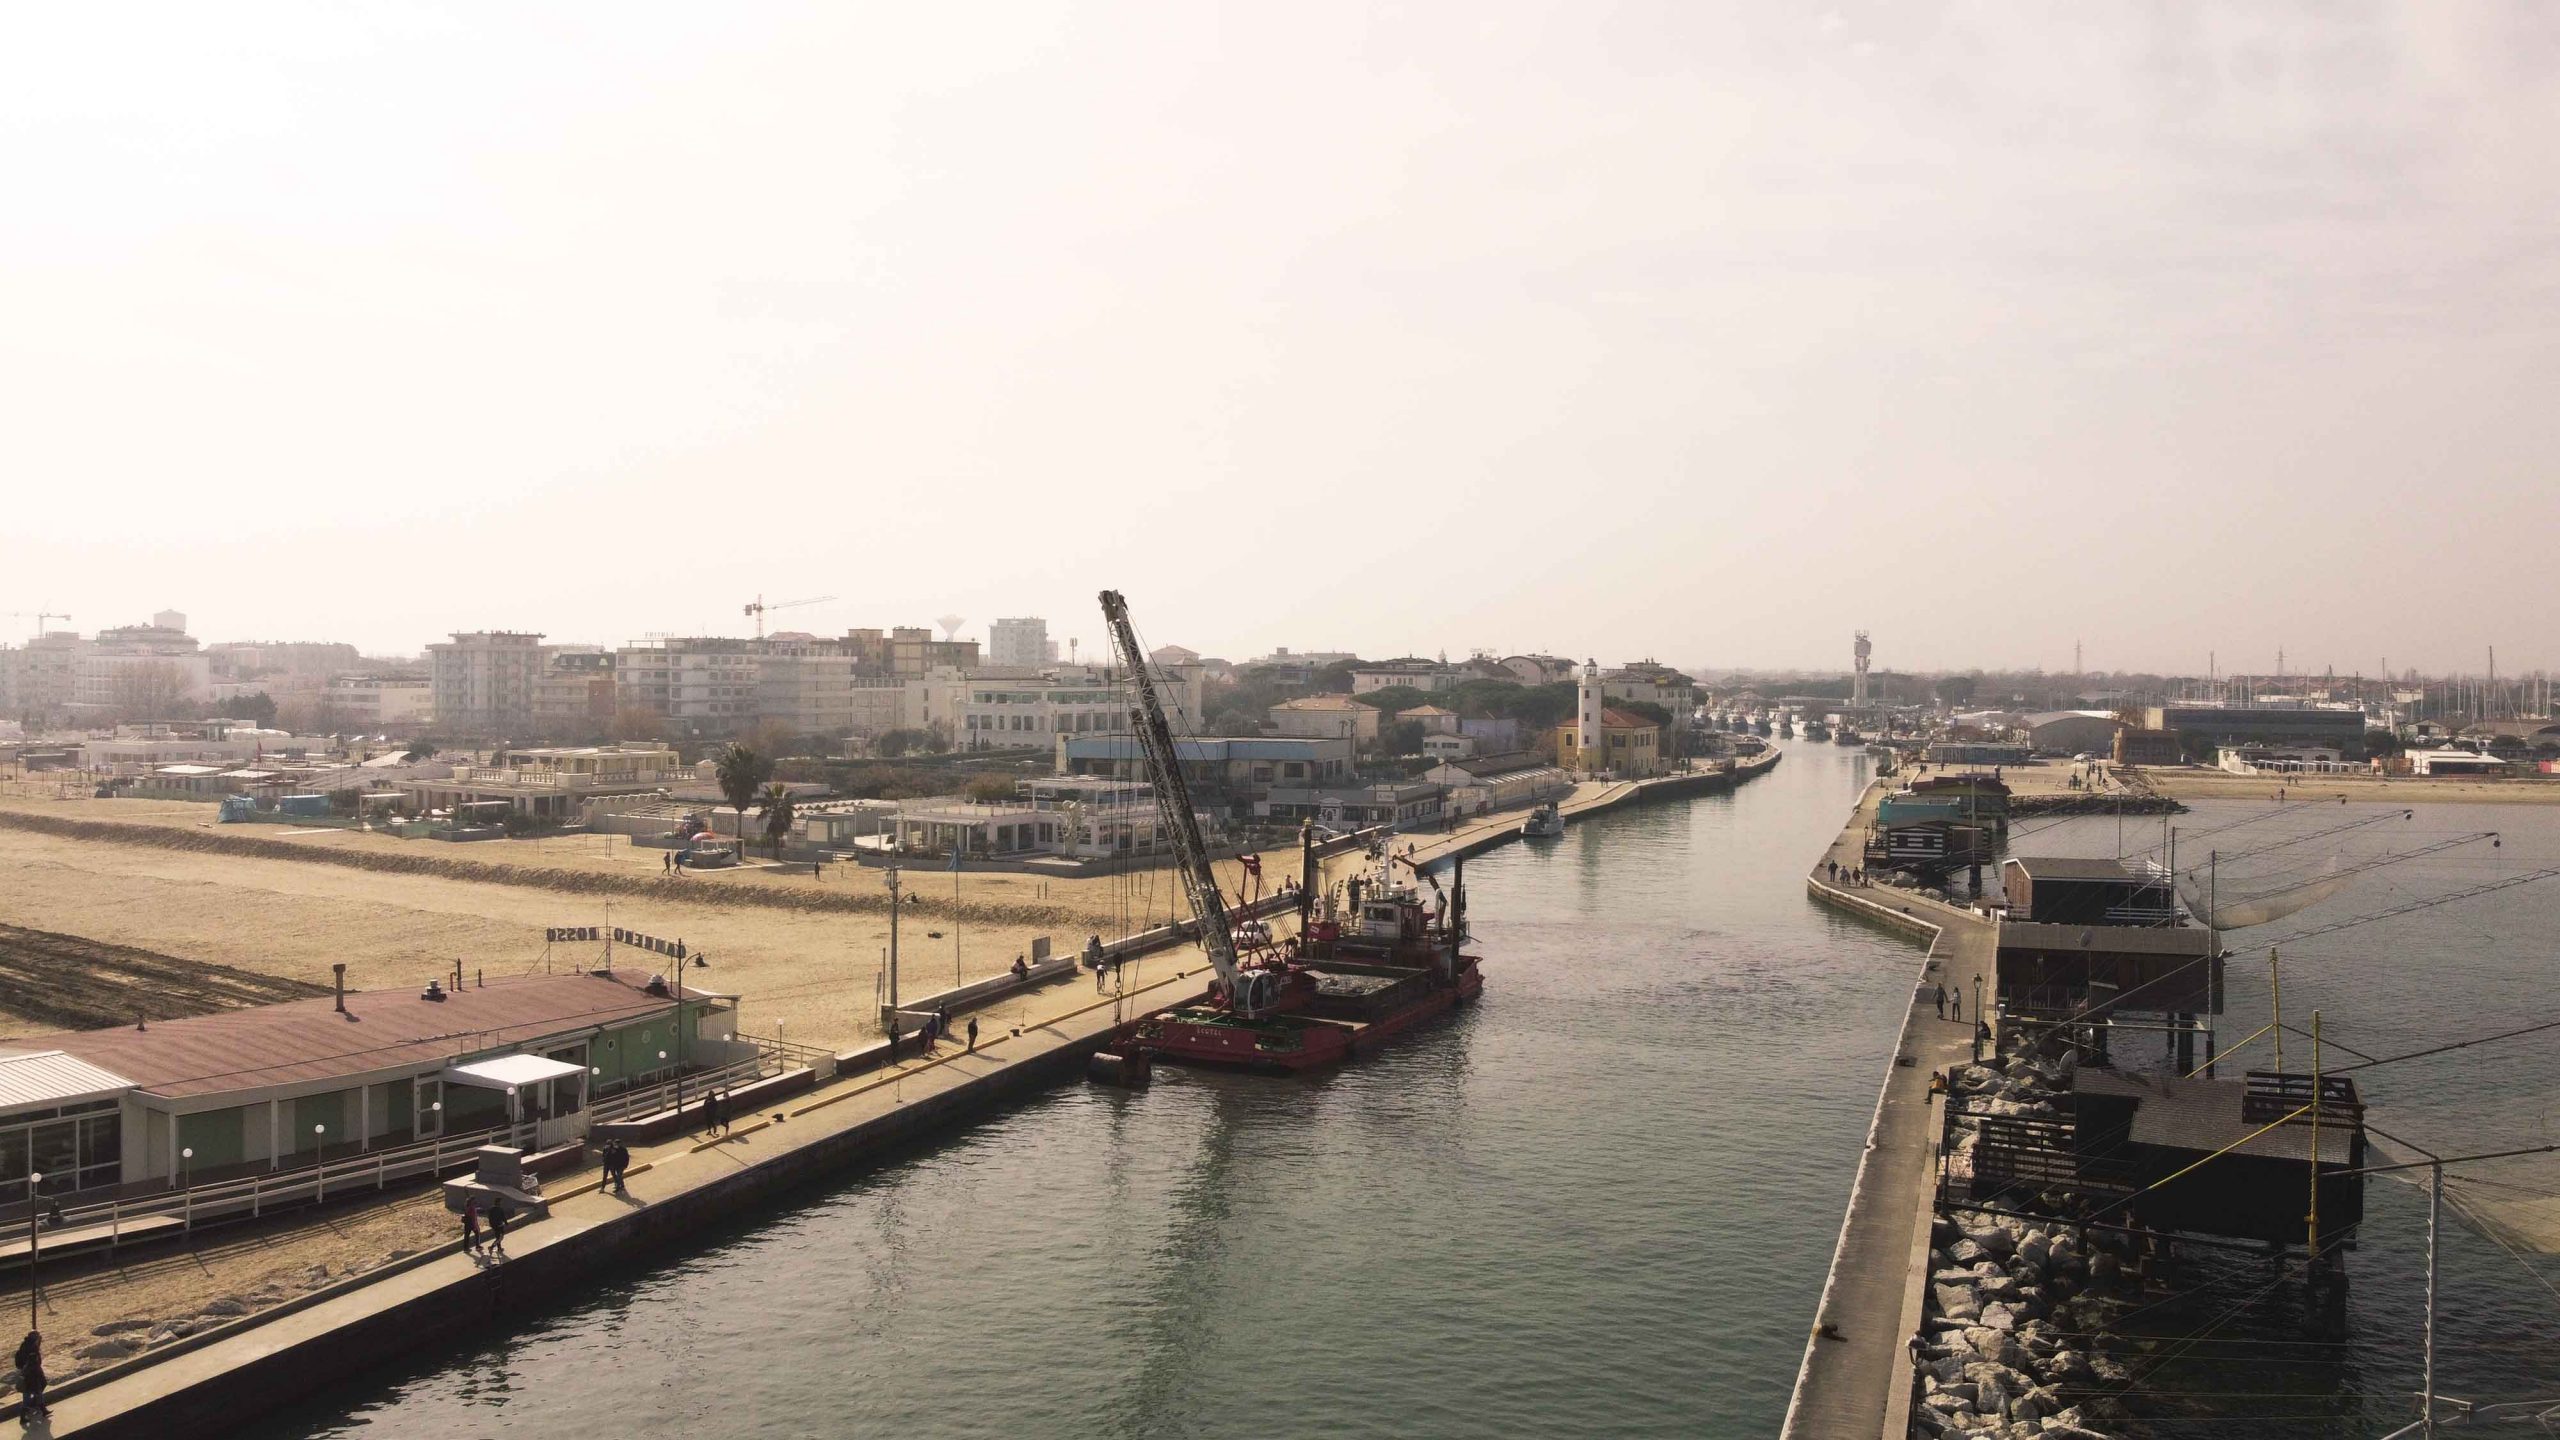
[0,779,1352,1048]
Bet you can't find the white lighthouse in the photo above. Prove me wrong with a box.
[1851,631,1872,710]
[1575,658,1603,769]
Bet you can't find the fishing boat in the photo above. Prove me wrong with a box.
[1804,720,1832,742]
[1520,800,1564,838]
[1096,590,1483,1074]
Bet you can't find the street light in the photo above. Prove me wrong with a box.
[26,1171,42,1326]
[1971,973,1986,1062]
[314,1124,328,1202]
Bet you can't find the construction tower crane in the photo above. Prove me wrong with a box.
[1100,588,1274,1015]
[5,611,71,637]
[743,594,836,641]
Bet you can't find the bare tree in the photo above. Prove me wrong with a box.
[110,661,190,724]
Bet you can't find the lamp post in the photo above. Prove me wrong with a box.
[884,865,903,1037]
[429,1099,443,1177]
[1971,973,1985,1062]
[181,1148,195,1231]
[26,1171,42,1326]
[314,1124,328,1202]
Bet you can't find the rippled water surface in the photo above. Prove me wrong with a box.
[247,755,2560,1439]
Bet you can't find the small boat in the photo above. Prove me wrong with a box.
[1804,721,1832,742]
[1520,801,1564,839]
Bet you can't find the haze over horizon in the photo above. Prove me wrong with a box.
[7,5,2557,675]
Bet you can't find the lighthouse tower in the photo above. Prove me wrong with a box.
[1575,658,1603,769]
[1851,631,1872,710]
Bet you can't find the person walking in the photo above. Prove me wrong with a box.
[966,1017,979,1054]
[14,1331,46,1426]
[15,1332,47,1425]
[703,1089,724,1138]
[1949,987,1962,1022]
[485,1198,510,1259]
[461,1196,483,1255]
[1933,982,1947,1019]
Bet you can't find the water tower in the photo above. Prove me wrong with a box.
[1851,631,1872,709]
[935,614,968,642]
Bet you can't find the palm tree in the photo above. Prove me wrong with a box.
[713,743,773,848]
[759,781,797,857]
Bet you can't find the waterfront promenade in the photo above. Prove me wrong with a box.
[1783,780,1991,1440]
[37,954,1219,1439]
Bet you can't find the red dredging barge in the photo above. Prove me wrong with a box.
[1096,589,1482,1074]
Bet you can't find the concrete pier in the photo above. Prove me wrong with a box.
[1782,781,1992,1440]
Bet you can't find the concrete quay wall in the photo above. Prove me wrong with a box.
[51,990,1192,1440]
[1782,784,1985,1440]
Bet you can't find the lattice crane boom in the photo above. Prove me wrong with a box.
[1098,589,1260,1010]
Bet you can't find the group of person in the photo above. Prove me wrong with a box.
[1825,859,1869,885]
[598,1136,633,1194]
[908,1009,979,1055]
[459,1194,514,1259]
[1932,982,1963,1021]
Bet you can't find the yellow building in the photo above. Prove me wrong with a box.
[1556,707,1662,777]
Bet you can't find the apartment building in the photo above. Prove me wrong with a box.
[987,617,1049,669]
[68,621,213,717]
[322,675,435,733]
[612,637,760,736]
[427,632,547,737]
[527,649,616,737]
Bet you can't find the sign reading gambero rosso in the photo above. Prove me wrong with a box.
[546,926,689,957]
[611,927,688,959]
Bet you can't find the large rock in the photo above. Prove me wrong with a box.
[1935,1284,1983,1322]
[1968,1226,2017,1259]
[75,1337,140,1362]
[1951,1238,1987,1265]
[91,1318,156,1336]
[1980,1302,2018,1332]
[199,1296,251,1317]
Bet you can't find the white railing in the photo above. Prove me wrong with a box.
[5,1121,526,1257]
[588,1056,770,1125]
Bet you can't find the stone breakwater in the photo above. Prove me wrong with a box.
[1915,1046,2140,1439]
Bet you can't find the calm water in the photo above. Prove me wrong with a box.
[248,747,1921,1439]
[244,755,2560,1439]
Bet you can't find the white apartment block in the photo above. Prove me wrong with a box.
[901,669,1130,751]
[613,638,760,733]
[323,675,435,732]
[72,623,212,716]
[428,632,547,736]
[988,617,1049,669]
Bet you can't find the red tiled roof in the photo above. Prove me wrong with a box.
[18,972,698,1100]
[1599,708,1658,730]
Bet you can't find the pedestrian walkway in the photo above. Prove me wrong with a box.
[1784,784,1994,1440]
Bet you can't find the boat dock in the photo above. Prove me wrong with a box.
[1783,780,1992,1440]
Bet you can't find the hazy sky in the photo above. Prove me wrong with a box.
[6,5,2557,676]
